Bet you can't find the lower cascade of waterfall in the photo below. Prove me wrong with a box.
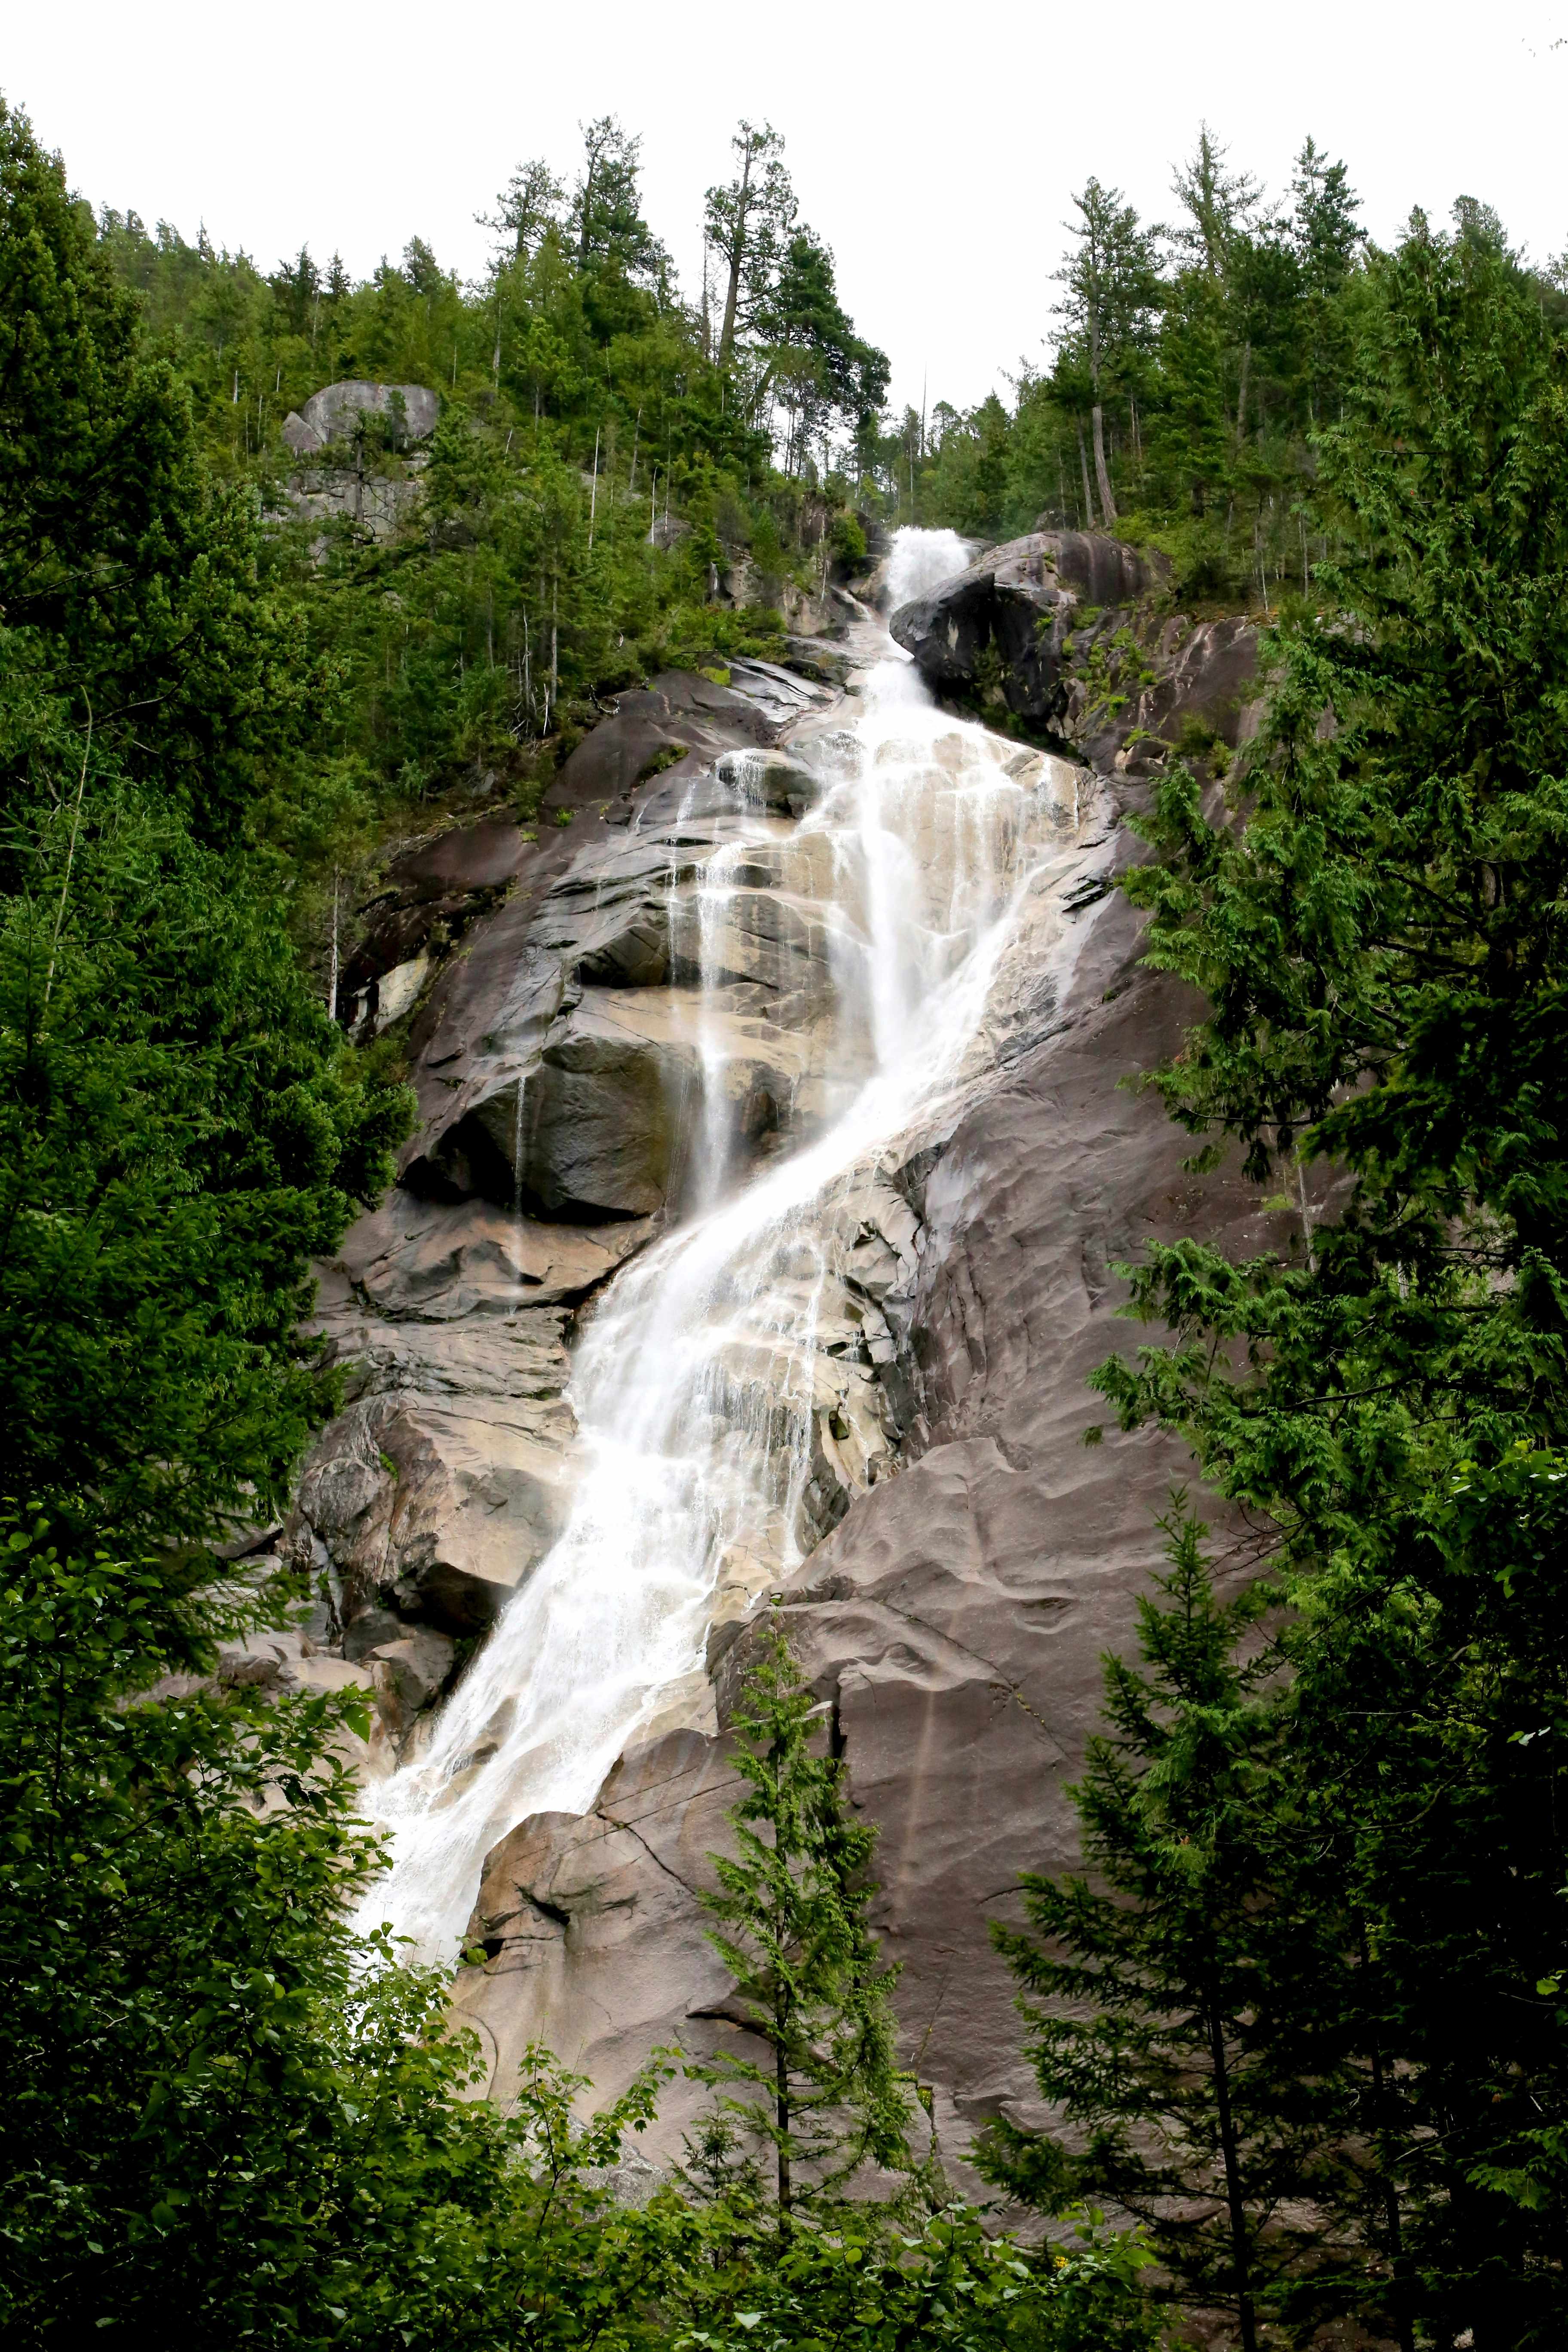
[360,529,1111,1961]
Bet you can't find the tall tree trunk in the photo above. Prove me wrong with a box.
[548,576,558,734]
[1206,2005,1258,2352]
[775,2034,792,2226]
[1091,401,1117,525]
[1076,416,1097,529]
[717,152,753,370]
[577,165,594,269]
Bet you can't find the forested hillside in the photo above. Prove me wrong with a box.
[89,116,886,975]
[4,81,1568,2352]
[910,131,1568,608]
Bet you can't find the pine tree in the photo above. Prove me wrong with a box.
[1093,208,1568,2344]
[977,1507,1344,2350]
[704,120,796,370]
[689,1622,913,2228]
[1053,179,1159,525]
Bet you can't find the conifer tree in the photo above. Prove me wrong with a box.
[978,1507,1343,2351]
[689,1622,913,2227]
[1092,207,1568,2344]
[1053,179,1159,525]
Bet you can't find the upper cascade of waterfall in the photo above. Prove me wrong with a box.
[882,525,977,613]
[357,530,1115,1962]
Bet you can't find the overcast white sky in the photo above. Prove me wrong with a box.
[7,0,1566,416]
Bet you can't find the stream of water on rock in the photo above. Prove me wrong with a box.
[361,529,1100,1960]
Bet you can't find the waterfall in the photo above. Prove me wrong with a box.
[360,529,1105,1961]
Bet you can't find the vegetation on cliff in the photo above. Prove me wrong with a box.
[989,197,1568,2348]
[6,71,1568,2350]
[910,126,1568,620]
[91,112,887,984]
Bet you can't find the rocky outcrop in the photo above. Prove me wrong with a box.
[285,656,851,1706]
[285,565,1312,2182]
[890,529,1259,773]
[276,381,438,547]
[283,380,440,453]
[445,849,1314,2179]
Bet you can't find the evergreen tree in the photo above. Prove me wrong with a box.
[978,1508,1342,2350]
[704,120,796,369]
[689,1623,913,2226]
[0,101,318,844]
[479,156,565,262]
[1053,178,1159,524]
[571,115,671,293]
[1165,124,1266,283]
[1288,138,1362,422]
[1093,206,1568,2344]
[758,233,889,478]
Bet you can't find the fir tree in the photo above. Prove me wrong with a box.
[689,1622,913,2227]
[1053,178,1159,525]
[978,1507,1343,2351]
[1093,208,1568,2344]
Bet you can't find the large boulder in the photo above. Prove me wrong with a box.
[889,531,1166,725]
[297,380,440,445]
[890,530,1260,778]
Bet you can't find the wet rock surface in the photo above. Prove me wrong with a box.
[890,528,1258,769]
[444,878,1305,2181]
[284,553,1306,2178]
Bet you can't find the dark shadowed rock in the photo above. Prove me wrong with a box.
[889,532,1168,726]
[889,530,1259,780]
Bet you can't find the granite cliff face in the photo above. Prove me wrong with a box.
[285,533,1293,2182]
[890,528,1258,773]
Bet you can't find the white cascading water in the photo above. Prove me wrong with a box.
[361,529,1107,1960]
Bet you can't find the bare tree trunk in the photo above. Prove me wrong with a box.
[1076,416,1097,528]
[775,2034,792,2226]
[717,150,753,370]
[327,870,340,1025]
[1091,401,1117,525]
[44,702,92,1015]
[588,427,599,550]
[1206,2005,1258,2352]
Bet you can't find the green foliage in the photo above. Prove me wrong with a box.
[80,115,885,948]
[909,126,1369,598]
[0,772,406,1551]
[668,2206,1158,2352]
[0,1503,1158,2346]
[0,1502,692,2348]
[1078,205,1568,2345]
[980,1509,1354,2349]
[688,1624,914,2222]
[0,100,322,844]
[0,101,410,1556]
